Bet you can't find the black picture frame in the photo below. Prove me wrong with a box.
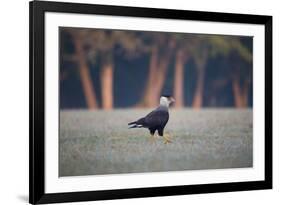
[29,0,272,204]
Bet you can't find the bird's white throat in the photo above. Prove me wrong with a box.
[160,96,170,107]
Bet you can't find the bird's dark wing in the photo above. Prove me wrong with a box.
[143,109,169,128]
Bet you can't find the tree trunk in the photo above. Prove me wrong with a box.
[101,62,114,110]
[173,49,185,108]
[141,46,159,107]
[73,36,98,109]
[142,48,173,107]
[242,82,249,107]
[232,77,248,108]
[192,67,205,109]
[150,57,170,106]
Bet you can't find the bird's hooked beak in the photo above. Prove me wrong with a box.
[169,97,175,105]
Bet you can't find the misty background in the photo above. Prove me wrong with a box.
[59,27,253,109]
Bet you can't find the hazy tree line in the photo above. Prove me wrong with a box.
[60,27,252,110]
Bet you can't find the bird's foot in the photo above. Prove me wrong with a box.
[150,134,156,144]
[163,133,172,144]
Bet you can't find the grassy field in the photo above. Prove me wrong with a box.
[59,109,253,177]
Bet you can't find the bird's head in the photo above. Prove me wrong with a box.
[160,95,175,107]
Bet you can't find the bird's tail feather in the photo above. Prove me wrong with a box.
[128,124,137,129]
[128,121,143,129]
[128,124,143,129]
[128,121,136,126]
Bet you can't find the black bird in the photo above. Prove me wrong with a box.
[128,95,175,143]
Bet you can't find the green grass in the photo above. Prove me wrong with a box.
[59,108,253,176]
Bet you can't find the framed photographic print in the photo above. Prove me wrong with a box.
[29,0,272,204]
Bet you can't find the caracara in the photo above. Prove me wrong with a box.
[128,95,175,143]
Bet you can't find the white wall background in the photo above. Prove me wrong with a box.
[0,0,279,204]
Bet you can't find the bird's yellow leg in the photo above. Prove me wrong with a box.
[150,134,156,144]
[163,132,172,144]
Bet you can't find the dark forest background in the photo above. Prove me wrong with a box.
[59,27,253,110]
